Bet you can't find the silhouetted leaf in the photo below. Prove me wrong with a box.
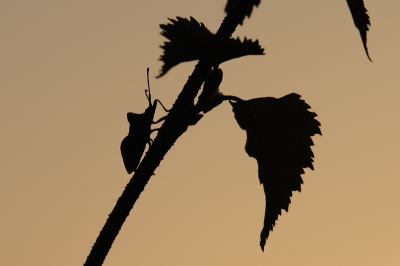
[158,17,213,78]
[346,0,372,61]
[158,17,264,77]
[225,0,261,25]
[230,93,321,251]
[221,37,264,64]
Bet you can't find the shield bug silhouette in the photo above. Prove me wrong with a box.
[120,68,168,174]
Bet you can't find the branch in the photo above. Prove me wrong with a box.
[83,0,256,265]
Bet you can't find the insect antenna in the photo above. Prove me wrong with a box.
[145,67,152,106]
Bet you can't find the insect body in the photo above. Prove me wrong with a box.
[120,69,167,174]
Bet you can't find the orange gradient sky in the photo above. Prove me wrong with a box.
[1,1,400,265]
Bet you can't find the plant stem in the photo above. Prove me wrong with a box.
[84,1,255,265]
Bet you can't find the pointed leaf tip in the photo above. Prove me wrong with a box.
[346,0,372,61]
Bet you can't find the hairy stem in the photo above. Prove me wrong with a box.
[84,1,255,265]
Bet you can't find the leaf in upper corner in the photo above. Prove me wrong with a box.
[158,17,214,78]
[230,93,321,251]
[346,0,372,61]
[157,17,264,78]
[224,0,261,25]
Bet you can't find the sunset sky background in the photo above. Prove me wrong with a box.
[1,0,400,265]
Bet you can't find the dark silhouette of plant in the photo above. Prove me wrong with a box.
[225,0,260,25]
[84,0,371,265]
[157,17,264,78]
[229,94,321,250]
[346,0,372,61]
[224,0,372,60]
